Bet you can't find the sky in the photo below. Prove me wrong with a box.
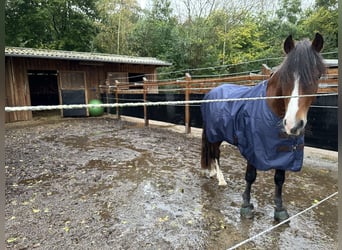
[138,0,148,9]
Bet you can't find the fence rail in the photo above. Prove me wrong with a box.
[98,67,338,133]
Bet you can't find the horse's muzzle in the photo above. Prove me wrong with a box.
[283,119,305,136]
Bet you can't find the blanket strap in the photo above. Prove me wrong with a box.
[276,144,304,152]
[278,132,304,138]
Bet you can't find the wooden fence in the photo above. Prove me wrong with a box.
[99,65,338,133]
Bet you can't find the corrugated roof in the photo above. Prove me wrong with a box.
[5,47,172,66]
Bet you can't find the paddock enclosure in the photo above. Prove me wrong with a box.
[5,116,337,249]
[102,61,338,151]
[5,47,338,150]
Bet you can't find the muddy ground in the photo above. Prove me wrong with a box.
[5,115,338,249]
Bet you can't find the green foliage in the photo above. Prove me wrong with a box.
[128,0,179,60]
[299,5,338,55]
[5,0,338,76]
[93,0,141,54]
[276,0,302,24]
[5,0,98,51]
[315,0,338,8]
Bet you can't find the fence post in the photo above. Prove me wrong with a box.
[115,80,120,119]
[102,81,110,115]
[143,77,149,127]
[185,73,191,134]
[261,64,272,79]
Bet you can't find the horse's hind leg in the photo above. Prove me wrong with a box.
[201,129,227,186]
[206,142,227,186]
[240,163,256,219]
[274,169,289,221]
[213,153,227,186]
[209,160,217,178]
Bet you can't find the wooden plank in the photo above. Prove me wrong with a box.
[326,68,338,75]
[317,87,338,93]
[188,74,268,85]
[5,57,32,122]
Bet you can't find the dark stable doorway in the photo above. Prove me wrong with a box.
[128,73,145,89]
[28,70,59,116]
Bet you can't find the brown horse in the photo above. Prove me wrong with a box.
[200,33,325,221]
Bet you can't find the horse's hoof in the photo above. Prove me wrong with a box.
[209,170,217,178]
[274,209,289,222]
[240,204,254,219]
[218,180,227,186]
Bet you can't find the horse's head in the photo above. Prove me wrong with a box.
[268,33,326,136]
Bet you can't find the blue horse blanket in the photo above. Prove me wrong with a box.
[201,81,304,172]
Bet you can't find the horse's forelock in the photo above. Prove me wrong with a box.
[280,39,325,88]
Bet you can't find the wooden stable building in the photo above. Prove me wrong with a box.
[5,47,171,123]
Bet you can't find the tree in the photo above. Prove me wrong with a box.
[129,0,178,58]
[179,16,219,71]
[299,0,338,55]
[5,0,98,51]
[276,0,302,24]
[256,0,307,61]
[93,0,141,54]
[5,0,337,75]
[177,0,218,20]
[272,0,303,44]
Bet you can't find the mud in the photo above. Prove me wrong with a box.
[5,116,337,249]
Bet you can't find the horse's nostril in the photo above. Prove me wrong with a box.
[298,120,304,128]
[283,119,287,126]
[289,120,305,135]
[290,127,298,134]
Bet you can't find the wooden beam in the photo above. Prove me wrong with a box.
[185,73,191,134]
[143,77,149,127]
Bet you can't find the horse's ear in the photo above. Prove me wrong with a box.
[284,35,295,54]
[312,33,324,52]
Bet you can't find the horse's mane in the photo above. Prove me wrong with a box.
[277,39,326,87]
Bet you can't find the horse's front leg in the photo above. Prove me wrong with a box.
[274,169,289,221]
[240,163,256,219]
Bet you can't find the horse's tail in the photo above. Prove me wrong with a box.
[201,126,211,170]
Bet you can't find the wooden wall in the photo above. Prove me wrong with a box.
[5,56,158,122]
[5,57,32,122]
